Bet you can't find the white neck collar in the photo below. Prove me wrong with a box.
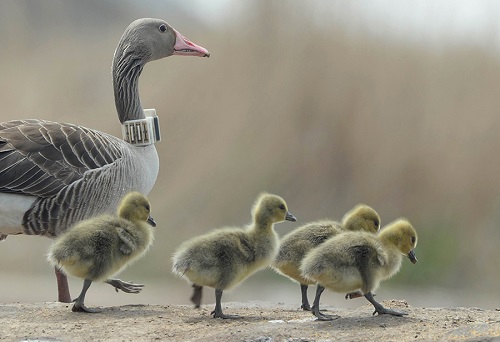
[122,109,161,146]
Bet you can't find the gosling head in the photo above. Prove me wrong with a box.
[117,191,156,227]
[380,218,418,264]
[251,193,297,226]
[342,204,381,233]
[115,18,210,64]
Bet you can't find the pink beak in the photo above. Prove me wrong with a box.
[173,29,210,58]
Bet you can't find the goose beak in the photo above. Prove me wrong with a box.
[285,212,297,222]
[173,29,210,57]
[407,249,417,264]
[147,216,157,227]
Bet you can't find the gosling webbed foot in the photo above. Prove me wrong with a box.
[364,292,407,317]
[105,279,144,294]
[345,291,364,300]
[72,302,102,313]
[210,308,241,319]
[190,284,203,309]
[311,305,339,321]
[301,302,312,311]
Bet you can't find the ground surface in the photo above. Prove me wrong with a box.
[1,301,499,341]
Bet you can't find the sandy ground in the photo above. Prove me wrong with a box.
[1,300,499,342]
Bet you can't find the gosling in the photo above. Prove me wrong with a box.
[273,204,380,320]
[172,193,296,319]
[300,218,418,320]
[47,192,156,313]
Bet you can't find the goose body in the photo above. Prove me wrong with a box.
[48,191,156,312]
[273,204,380,317]
[172,193,297,319]
[0,18,209,302]
[300,219,418,318]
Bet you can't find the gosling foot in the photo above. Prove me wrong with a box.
[105,279,144,294]
[365,292,407,317]
[72,302,101,313]
[210,308,241,319]
[345,291,364,299]
[311,305,339,321]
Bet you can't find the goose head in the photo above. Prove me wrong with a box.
[342,204,381,233]
[113,18,210,123]
[115,18,209,64]
[380,219,418,264]
[252,193,297,227]
[117,191,156,227]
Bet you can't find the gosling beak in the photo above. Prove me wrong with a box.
[173,29,210,57]
[147,216,157,227]
[407,249,417,264]
[285,212,297,222]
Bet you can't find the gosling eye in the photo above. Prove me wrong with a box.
[145,204,151,212]
[279,204,286,211]
[373,220,379,228]
[159,24,167,33]
[411,236,416,244]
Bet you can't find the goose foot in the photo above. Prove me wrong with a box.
[72,302,102,313]
[365,292,407,317]
[105,279,144,294]
[211,288,241,319]
[310,285,340,321]
[210,309,241,319]
[191,284,203,309]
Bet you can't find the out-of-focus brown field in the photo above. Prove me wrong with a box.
[1,1,499,309]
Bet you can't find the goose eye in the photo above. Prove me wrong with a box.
[159,24,167,33]
[411,236,416,244]
[145,204,151,212]
[373,220,379,228]
[279,204,286,211]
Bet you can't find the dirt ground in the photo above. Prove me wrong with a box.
[1,300,500,342]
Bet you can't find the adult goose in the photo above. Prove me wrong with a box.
[0,18,209,303]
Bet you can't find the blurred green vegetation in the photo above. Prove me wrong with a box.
[1,1,500,308]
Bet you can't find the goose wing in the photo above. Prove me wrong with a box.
[0,119,123,197]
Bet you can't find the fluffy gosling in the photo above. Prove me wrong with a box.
[273,204,380,319]
[300,218,417,320]
[172,193,296,319]
[47,192,156,313]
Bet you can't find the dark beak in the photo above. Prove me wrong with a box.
[147,216,157,227]
[407,250,417,264]
[285,212,297,222]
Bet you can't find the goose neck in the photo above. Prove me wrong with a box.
[113,50,146,124]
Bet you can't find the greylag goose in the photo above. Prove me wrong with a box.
[172,193,296,319]
[48,191,156,313]
[0,18,209,302]
[273,204,380,320]
[300,219,418,320]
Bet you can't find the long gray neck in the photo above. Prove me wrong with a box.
[112,48,146,124]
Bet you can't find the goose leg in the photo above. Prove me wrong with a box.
[55,267,72,303]
[72,279,100,313]
[105,279,144,294]
[311,285,339,321]
[300,284,311,311]
[210,289,240,319]
[364,292,407,316]
[190,284,203,308]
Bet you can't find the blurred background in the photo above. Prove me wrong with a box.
[1,0,500,310]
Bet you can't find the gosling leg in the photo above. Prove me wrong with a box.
[364,292,407,316]
[190,284,203,309]
[210,289,241,319]
[105,279,144,294]
[54,267,72,303]
[72,279,100,313]
[311,285,339,321]
[300,284,311,311]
